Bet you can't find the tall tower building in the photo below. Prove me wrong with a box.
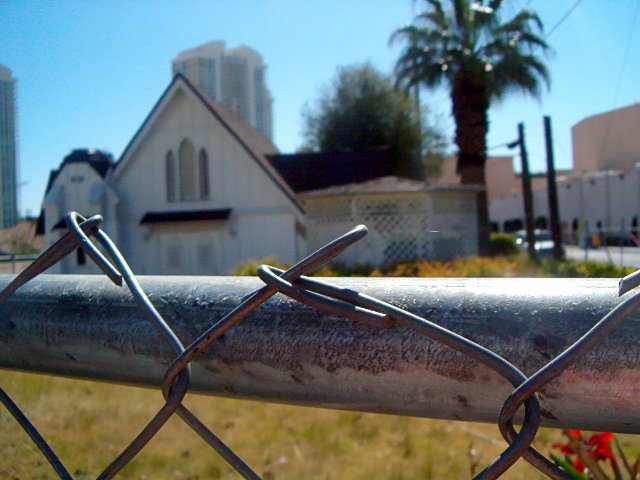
[172,41,273,139]
[0,63,18,229]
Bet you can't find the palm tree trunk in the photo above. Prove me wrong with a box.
[452,76,490,256]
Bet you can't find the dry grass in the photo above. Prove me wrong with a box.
[0,370,572,480]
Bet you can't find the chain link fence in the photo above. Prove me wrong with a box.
[2,211,640,479]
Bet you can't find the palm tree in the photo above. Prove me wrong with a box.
[391,0,551,254]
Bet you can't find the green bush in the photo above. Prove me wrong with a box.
[487,233,518,257]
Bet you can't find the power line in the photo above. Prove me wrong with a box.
[488,141,513,151]
[612,0,639,107]
[545,0,585,38]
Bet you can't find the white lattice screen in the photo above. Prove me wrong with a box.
[305,191,477,266]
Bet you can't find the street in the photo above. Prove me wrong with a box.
[565,245,640,269]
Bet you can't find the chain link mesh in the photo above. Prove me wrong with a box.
[1,210,640,480]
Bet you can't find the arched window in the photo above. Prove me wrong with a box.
[199,149,210,199]
[179,139,196,200]
[166,150,176,201]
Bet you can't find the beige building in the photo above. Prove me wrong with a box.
[572,103,640,175]
[436,155,546,201]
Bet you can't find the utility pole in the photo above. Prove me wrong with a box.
[543,116,564,260]
[511,123,537,261]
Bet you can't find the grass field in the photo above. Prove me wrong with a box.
[0,369,594,480]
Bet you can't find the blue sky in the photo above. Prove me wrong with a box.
[1,1,639,217]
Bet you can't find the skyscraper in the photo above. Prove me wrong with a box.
[0,63,18,229]
[172,41,273,139]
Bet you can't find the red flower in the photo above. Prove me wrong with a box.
[588,432,613,446]
[567,430,583,440]
[552,443,575,456]
[573,458,585,474]
[552,430,620,477]
[588,432,615,462]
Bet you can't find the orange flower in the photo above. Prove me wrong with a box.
[567,430,583,440]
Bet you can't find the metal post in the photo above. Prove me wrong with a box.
[621,217,625,267]
[1,274,640,433]
[543,116,564,259]
[584,220,589,261]
[517,123,537,261]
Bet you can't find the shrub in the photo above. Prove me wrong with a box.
[231,255,287,276]
[542,258,634,278]
[487,233,518,257]
[231,252,632,279]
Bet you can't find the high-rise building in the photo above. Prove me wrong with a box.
[172,41,273,139]
[0,63,18,229]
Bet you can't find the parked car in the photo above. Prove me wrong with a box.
[514,229,555,256]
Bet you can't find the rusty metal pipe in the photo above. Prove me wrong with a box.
[1,274,638,433]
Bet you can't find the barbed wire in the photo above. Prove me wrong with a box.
[1,210,639,479]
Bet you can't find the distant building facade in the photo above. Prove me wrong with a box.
[436,155,550,202]
[490,103,640,238]
[572,103,640,175]
[0,63,18,228]
[172,41,273,139]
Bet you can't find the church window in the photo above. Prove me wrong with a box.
[166,150,176,201]
[179,139,196,200]
[199,149,210,199]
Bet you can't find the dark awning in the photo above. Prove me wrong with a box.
[139,208,232,225]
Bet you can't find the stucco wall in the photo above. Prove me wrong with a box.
[572,103,640,174]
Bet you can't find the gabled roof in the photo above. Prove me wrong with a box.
[43,149,115,196]
[266,149,394,193]
[115,74,303,213]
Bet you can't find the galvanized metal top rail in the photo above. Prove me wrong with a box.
[1,274,638,433]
